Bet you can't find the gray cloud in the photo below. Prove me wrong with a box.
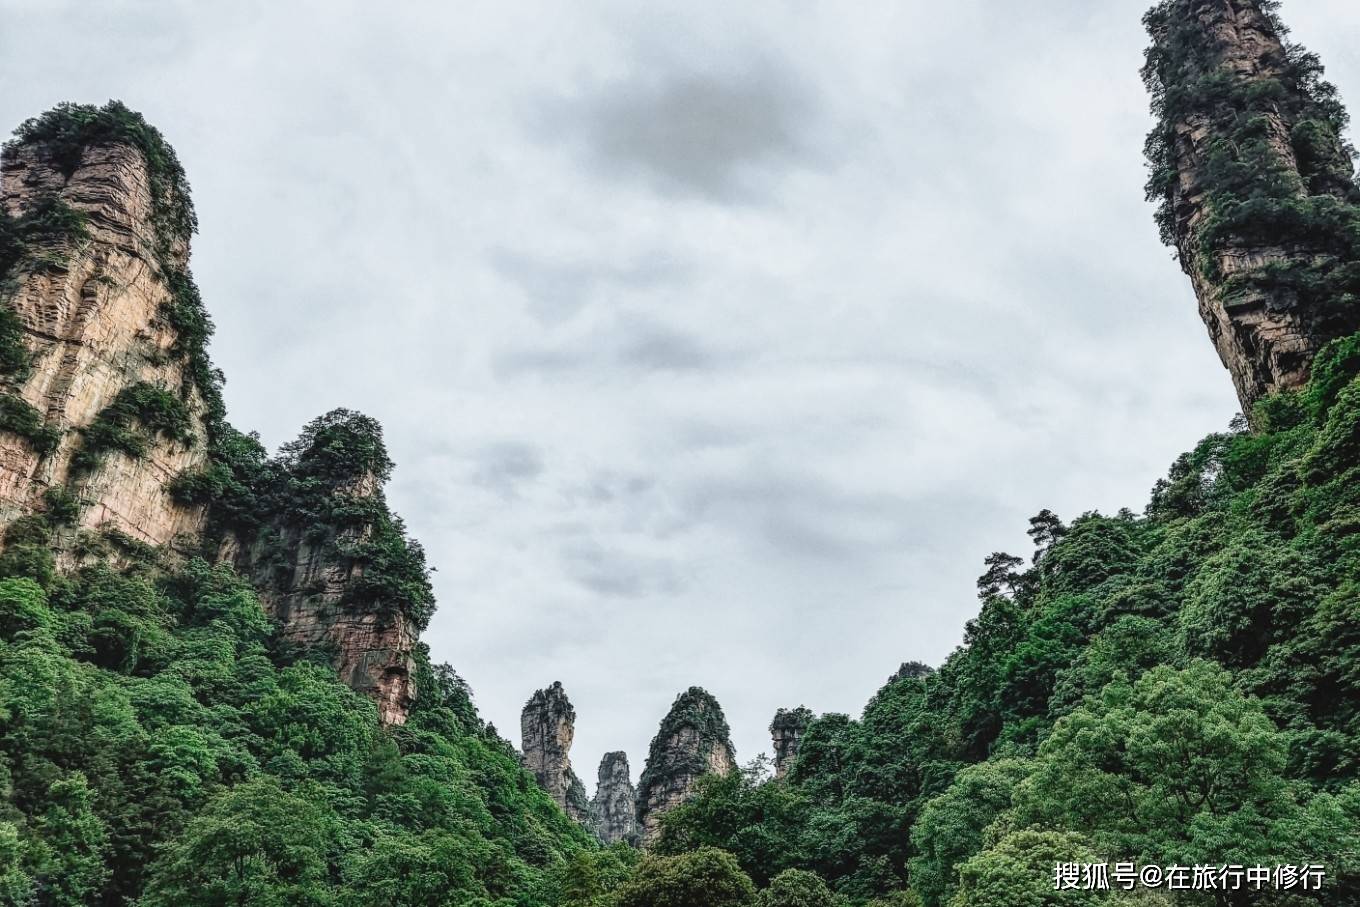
[490,248,691,324]
[493,314,731,378]
[471,441,545,498]
[549,56,826,201]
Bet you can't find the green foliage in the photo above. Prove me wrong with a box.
[71,381,194,475]
[757,869,841,907]
[41,485,80,526]
[0,195,91,290]
[0,309,29,380]
[948,831,1113,907]
[909,759,1030,907]
[613,847,757,907]
[0,394,59,456]
[0,516,55,588]
[0,552,596,906]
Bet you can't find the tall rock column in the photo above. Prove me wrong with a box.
[0,104,211,546]
[770,706,813,779]
[1143,0,1360,417]
[635,687,736,845]
[520,682,592,824]
[592,751,639,846]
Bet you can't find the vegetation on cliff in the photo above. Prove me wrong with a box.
[0,548,601,905]
[1142,0,1360,321]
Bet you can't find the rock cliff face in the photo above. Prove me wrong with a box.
[592,751,639,846]
[1144,0,1360,417]
[635,687,736,845]
[520,682,592,824]
[0,104,426,726]
[0,129,207,549]
[770,706,813,779]
[219,466,418,727]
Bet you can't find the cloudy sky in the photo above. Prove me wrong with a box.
[4,0,1358,788]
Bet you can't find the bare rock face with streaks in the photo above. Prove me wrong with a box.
[770,706,813,779]
[521,682,592,824]
[1145,0,1360,417]
[0,134,207,548]
[636,687,736,845]
[591,751,639,846]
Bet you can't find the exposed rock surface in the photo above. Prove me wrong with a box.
[520,682,592,824]
[0,139,207,546]
[219,469,417,726]
[770,706,813,779]
[1147,0,1360,416]
[592,751,639,846]
[636,687,736,845]
[0,108,422,726]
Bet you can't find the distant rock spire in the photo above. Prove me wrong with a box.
[592,751,639,846]
[770,706,813,779]
[635,687,736,845]
[520,681,592,824]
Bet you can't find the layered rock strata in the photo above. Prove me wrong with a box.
[0,132,207,546]
[1145,0,1360,415]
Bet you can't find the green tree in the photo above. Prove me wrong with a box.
[948,831,1115,907]
[28,774,109,906]
[910,759,1031,907]
[0,823,34,906]
[1013,662,1360,876]
[613,847,757,907]
[756,868,839,907]
[139,778,340,907]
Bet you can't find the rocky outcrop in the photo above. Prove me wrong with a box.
[1144,0,1360,417]
[220,468,417,727]
[770,706,813,779]
[0,123,207,548]
[0,104,427,726]
[592,751,639,846]
[520,682,592,823]
[212,409,430,728]
[636,687,736,845]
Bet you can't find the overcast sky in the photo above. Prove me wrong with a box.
[4,0,1358,790]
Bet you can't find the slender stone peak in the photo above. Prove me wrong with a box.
[592,751,639,846]
[0,103,209,549]
[770,706,813,779]
[1144,0,1360,417]
[520,681,591,824]
[635,686,736,846]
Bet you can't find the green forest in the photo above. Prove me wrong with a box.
[3,0,1360,905]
